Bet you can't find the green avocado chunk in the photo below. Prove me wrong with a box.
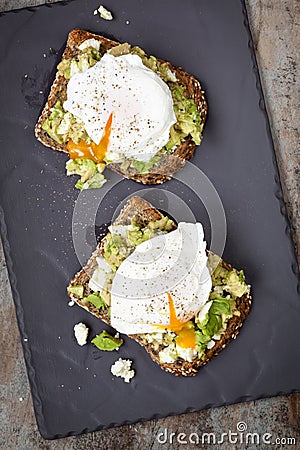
[103,234,131,271]
[67,284,84,298]
[225,270,249,297]
[66,158,106,190]
[57,47,102,79]
[92,330,123,351]
[86,292,107,310]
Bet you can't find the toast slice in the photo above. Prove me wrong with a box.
[35,29,207,185]
[68,196,252,376]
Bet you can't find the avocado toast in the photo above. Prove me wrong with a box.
[67,197,252,376]
[35,29,207,189]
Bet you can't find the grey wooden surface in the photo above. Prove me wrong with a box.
[0,0,299,449]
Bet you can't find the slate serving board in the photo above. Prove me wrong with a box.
[0,0,299,440]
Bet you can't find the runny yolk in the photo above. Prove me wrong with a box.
[67,112,113,163]
[153,292,196,349]
[175,325,196,349]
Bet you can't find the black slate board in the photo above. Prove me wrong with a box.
[0,0,300,440]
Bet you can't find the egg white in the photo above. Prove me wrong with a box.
[110,223,212,334]
[63,53,177,162]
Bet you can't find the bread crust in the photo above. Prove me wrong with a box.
[35,29,208,184]
[68,196,252,376]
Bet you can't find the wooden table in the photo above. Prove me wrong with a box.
[0,1,299,448]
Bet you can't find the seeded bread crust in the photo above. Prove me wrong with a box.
[35,29,208,185]
[68,196,252,376]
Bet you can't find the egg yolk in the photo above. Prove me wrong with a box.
[154,292,196,349]
[67,112,113,163]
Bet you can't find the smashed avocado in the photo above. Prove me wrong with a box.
[210,256,249,298]
[66,158,106,190]
[42,101,90,145]
[57,47,102,79]
[103,215,176,270]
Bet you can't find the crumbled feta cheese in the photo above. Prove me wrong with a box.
[176,345,197,362]
[143,332,164,344]
[105,151,123,163]
[111,358,135,383]
[206,340,215,350]
[159,344,177,363]
[70,60,81,78]
[68,300,75,307]
[166,67,177,82]
[214,285,223,294]
[78,38,101,52]
[93,9,98,15]
[108,224,133,239]
[74,322,89,346]
[213,333,221,341]
[98,5,113,20]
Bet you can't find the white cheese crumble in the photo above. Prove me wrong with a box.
[108,224,133,239]
[176,345,197,362]
[166,67,177,82]
[207,340,215,350]
[213,285,223,294]
[111,358,135,383]
[98,5,113,20]
[78,38,101,52]
[159,344,177,363]
[74,322,89,346]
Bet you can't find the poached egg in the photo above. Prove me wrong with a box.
[89,223,212,348]
[64,53,177,162]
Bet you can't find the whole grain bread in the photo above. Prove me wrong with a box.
[68,196,252,376]
[35,29,207,185]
